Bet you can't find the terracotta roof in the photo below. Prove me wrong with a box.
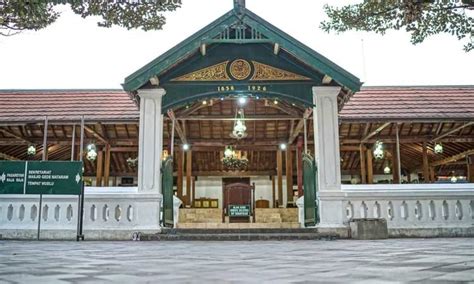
[340,86,474,122]
[0,90,139,123]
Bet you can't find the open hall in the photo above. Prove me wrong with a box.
[0,0,473,239]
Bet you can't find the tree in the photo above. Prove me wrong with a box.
[320,0,474,51]
[0,0,182,36]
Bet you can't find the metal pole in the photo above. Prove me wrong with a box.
[77,116,85,241]
[71,124,76,161]
[37,194,42,240]
[396,123,402,184]
[42,116,48,161]
[170,119,175,155]
[37,116,48,240]
[79,116,84,162]
[303,118,308,154]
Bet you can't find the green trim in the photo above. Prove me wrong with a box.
[242,10,361,92]
[123,10,239,92]
[123,7,362,93]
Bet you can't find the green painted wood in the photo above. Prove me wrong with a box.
[162,156,174,228]
[303,153,319,227]
[123,7,361,93]
[123,10,238,92]
[242,11,361,92]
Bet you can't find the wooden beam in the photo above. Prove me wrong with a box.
[390,146,400,184]
[0,127,33,144]
[96,150,104,186]
[288,109,313,144]
[191,171,276,177]
[342,136,474,144]
[186,150,192,207]
[296,136,303,197]
[264,99,301,118]
[361,122,391,143]
[167,109,188,144]
[277,149,283,207]
[467,155,474,183]
[366,149,373,184]
[433,121,474,142]
[109,147,138,152]
[192,176,196,207]
[286,146,293,203]
[422,142,430,183]
[103,144,111,187]
[84,125,108,144]
[177,149,184,200]
[0,152,19,161]
[359,145,367,184]
[431,148,474,167]
[177,115,300,121]
[429,167,435,182]
[272,175,276,208]
[178,101,210,117]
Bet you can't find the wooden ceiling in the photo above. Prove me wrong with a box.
[2,96,473,180]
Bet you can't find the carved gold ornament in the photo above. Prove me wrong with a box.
[229,59,252,80]
[251,61,311,81]
[171,61,231,81]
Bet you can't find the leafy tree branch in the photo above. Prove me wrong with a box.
[0,0,181,36]
[320,0,474,51]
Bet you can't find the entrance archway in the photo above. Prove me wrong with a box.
[124,1,361,229]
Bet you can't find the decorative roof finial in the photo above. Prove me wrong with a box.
[234,0,246,9]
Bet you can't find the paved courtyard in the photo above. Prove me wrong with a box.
[0,239,473,283]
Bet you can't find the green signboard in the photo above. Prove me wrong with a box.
[229,205,250,217]
[0,161,83,195]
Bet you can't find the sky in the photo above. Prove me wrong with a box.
[0,0,472,90]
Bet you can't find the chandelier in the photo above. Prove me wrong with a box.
[434,142,443,154]
[373,140,384,160]
[221,146,248,171]
[230,108,247,139]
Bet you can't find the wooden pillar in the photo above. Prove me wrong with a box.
[95,150,104,186]
[391,146,400,184]
[177,149,184,200]
[271,176,276,208]
[277,150,283,207]
[296,136,303,197]
[103,144,111,187]
[429,167,436,183]
[422,142,430,183]
[366,149,373,184]
[286,145,293,204]
[186,150,192,207]
[192,176,196,207]
[359,144,367,184]
[467,155,474,183]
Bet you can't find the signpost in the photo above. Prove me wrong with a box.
[229,205,251,217]
[0,161,83,240]
[0,161,83,195]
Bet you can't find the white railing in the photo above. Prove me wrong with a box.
[339,184,474,229]
[0,187,162,240]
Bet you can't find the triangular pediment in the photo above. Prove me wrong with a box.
[170,60,311,82]
[123,5,362,100]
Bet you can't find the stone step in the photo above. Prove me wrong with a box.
[176,222,300,229]
[162,228,321,234]
[143,233,338,241]
[138,227,350,241]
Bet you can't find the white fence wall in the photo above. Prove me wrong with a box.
[0,187,162,240]
[335,184,474,236]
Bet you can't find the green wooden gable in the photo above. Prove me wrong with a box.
[123,4,362,110]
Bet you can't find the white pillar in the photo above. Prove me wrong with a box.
[312,86,345,228]
[138,88,166,193]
